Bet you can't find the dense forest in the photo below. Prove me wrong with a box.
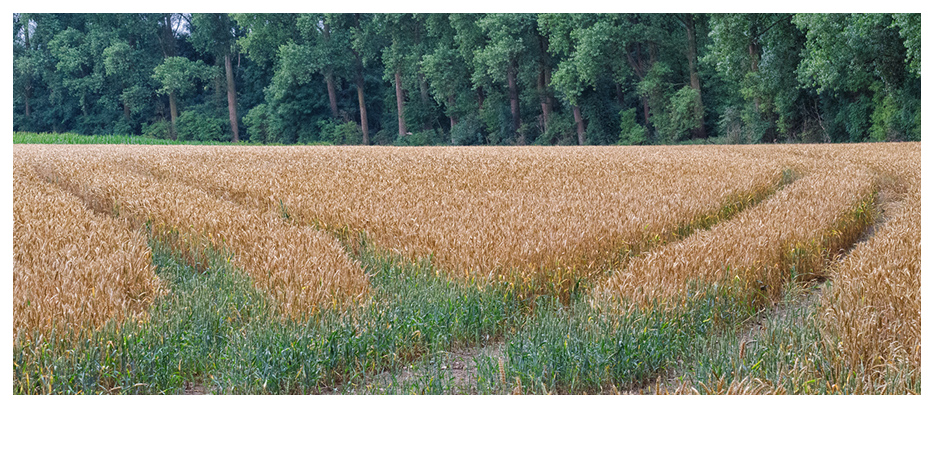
[13,13,921,145]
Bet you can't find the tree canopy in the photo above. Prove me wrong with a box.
[13,13,921,145]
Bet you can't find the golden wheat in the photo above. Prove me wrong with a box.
[17,145,369,319]
[13,158,159,339]
[114,145,788,291]
[600,163,877,308]
[821,166,920,387]
[14,142,920,385]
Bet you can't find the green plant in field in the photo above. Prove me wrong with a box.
[12,142,920,395]
[13,240,273,394]
[12,131,280,146]
[13,233,526,394]
[277,199,291,222]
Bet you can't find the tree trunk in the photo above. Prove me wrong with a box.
[626,44,654,133]
[447,95,457,126]
[419,73,430,105]
[159,14,178,140]
[322,23,340,120]
[537,34,552,134]
[356,66,369,145]
[684,14,706,139]
[573,104,586,145]
[24,86,31,118]
[395,69,408,137]
[225,53,239,142]
[507,60,523,145]
[325,69,339,119]
[168,90,178,140]
[642,97,650,130]
[538,65,552,134]
[419,73,431,131]
[352,14,369,145]
[23,23,32,118]
[447,95,457,144]
[749,39,761,113]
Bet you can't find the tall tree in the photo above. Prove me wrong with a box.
[677,13,706,138]
[190,13,242,142]
[379,14,411,138]
[449,13,491,141]
[535,30,554,135]
[13,14,40,122]
[476,14,538,145]
[151,13,183,139]
[422,14,477,143]
[347,13,382,145]
[305,14,352,120]
[538,13,589,144]
[708,14,800,142]
[152,56,213,137]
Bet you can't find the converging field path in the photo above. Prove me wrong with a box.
[13,142,920,394]
[17,146,369,319]
[111,145,789,292]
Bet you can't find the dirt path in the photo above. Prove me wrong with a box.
[344,343,505,394]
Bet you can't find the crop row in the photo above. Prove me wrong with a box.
[601,162,877,310]
[12,143,920,395]
[13,160,159,339]
[17,146,369,322]
[820,152,921,389]
[117,145,789,294]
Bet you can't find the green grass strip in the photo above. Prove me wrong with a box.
[13,131,333,146]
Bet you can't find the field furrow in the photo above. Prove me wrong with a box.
[13,160,160,339]
[116,145,788,294]
[821,166,920,388]
[12,142,920,395]
[18,145,369,319]
[600,163,877,309]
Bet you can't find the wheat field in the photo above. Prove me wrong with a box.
[112,145,791,291]
[600,162,877,308]
[16,145,370,321]
[12,142,920,394]
[819,143,921,390]
[13,159,159,339]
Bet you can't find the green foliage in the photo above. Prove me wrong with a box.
[231,14,299,69]
[450,115,485,145]
[176,108,231,142]
[635,63,700,143]
[793,14,919,143]
[397,129,444,146]
[892,14,920,78]
[13,131,254,145]
[316,118,362,145]
[11,13,921,146]
[869,90,899,142]
[152,56,213,98]
[242,103,270,143]
[535,111,577,145]
[141,121,173,141]
[190,14,239,61]
[618,108,647,145]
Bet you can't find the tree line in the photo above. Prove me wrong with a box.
[13,13,921,145]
